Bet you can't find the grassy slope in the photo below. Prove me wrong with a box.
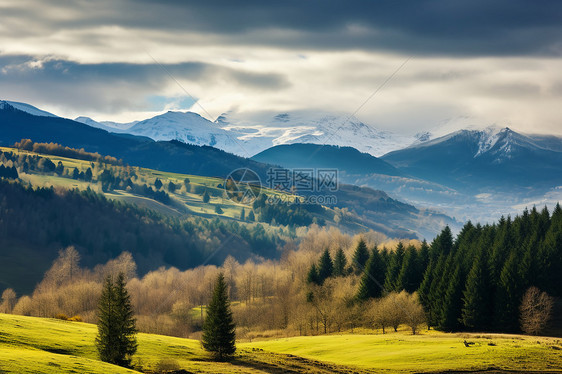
[1,314,562,374]
[248,332,562,373]
[2,146,298,223]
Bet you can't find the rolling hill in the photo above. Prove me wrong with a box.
[252,143,401,176]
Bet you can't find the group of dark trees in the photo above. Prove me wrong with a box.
[96,271,236,367]
[306,205,562,334]
[307,238,429,301]
[419,206,562,333]
[252,193,326,227]
[0,164,18,179]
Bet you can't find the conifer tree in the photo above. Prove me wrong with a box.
[383,242,405,291]
[352,238,369,274]
[202,273,236,361]
[240,208,245,221]
[333,248,347,277]
[96,273,137,367]
[461,255,491,330]
[356,249,386,300]
[307,263,320,285]
[438,266,463,331]
[202,190,210,203]
[495,253,523,332]
[317,249,333,283]
[396,245,419,292]
[154,178,163,190]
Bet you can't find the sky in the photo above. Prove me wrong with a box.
[0,0,561,135]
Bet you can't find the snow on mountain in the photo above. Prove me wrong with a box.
[0,100,57,117]
[125,111,247,155]
[218,111,418,157]
[74,116,137,132]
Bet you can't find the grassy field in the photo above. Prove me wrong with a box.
[1,313,562,374]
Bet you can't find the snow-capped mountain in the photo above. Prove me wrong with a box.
[0,100,57,117]
[382,126,562,192]
[76,109,421,157]
[125,111,246,155]
[218,111,418,157]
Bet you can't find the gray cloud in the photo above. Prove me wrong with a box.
[4,0,561,56]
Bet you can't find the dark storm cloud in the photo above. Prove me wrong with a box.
[0,55,289,112]
[20,0,562,56]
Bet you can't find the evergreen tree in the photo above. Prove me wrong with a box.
[55,161,64,175]
[96,273,137,367]
[215,205,224,214]
[202,273,236,361]
[240,208,245,221]
[317,249,333,283]
[438,266,463,331]
[494,253,523,332]
[307,263,320,285]
[461,254,491,330]
[202,190,210,203]
[430,226,453,259]
[396,245,419,292]
[333,248,347,277]
[85,167,93,182]
[154,178,163,190]
[356,249,386,300]
[352,238,369,274]
[383,242,405,291]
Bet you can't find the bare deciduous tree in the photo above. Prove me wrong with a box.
[520,286,553,335]
[0,288,16,313]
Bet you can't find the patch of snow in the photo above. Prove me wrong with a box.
[1,100,57,117]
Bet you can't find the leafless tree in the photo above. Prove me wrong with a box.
[520,286,554,335]
[0,288,16,313]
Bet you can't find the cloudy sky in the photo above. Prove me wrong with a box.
[1,0,561,135]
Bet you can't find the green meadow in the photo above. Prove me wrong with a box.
[1,313,561,373]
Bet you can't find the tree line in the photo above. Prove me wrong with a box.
[14,139,121,165]
[419,206,561,333]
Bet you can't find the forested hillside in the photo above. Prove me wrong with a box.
[0,180,284,293]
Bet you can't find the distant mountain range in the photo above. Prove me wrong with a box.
[74,109,422,157]
[4,99,562,225]
[0,100,457,239]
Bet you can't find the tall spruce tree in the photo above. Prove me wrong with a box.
[317,249,334,284]
[494,253,523,332]
[96,273,137,367]
[202,273,236,361]
[307,263,320,285]
[438,265,463,332]
[396,245,419,292]
[333,248,347,277]
[461,254,491,330]
[352,238,370,274]
[383,242,405,291]
[356,249,386,300]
